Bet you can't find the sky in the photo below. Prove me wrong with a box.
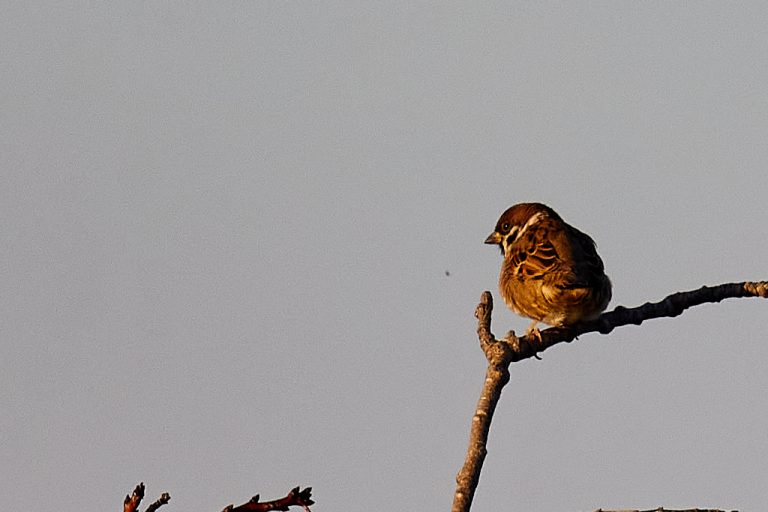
[2,2,767,511]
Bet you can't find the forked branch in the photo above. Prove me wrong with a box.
[452,281,766,512]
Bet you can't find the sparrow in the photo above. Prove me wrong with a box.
[485,203,612,338]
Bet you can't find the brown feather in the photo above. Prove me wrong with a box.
[487,203,612,327]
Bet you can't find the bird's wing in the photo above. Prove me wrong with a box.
[508,222,561,280]
[565,225,606,287]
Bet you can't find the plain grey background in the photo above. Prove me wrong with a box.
[2,2,767,511]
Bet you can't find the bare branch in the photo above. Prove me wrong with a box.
[594,508,737,512]
[124,483,145,512]
[509,281,765,362]
[223,487,314,512]
[123,483,170,512]
[453,281,766,512]
[145,493,171,512]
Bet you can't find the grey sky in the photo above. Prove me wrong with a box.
[2,2,767,511]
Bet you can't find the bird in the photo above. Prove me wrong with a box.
[484,202,612,339]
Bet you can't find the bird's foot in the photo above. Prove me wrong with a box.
[525,321,541,341]
[526,322,544,357]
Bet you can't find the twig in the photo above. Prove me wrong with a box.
[124,483,145,512]
[123,483,170,512]
[594,508,738,512]
[146,493,171,512]
[452,281,766,512]
[223,487,314,512]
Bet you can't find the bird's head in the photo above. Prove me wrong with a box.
[484,202,556,256]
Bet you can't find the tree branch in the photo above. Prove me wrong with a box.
[452,281,766,512]
[222,487,314,512]
[595,509,737,512]
[123,483,170,512]
[498,281,765,362]
[124,483,144,512]
[146,493,171,512]
[123,484,312,512]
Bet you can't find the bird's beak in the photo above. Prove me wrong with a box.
[484,232,502,245]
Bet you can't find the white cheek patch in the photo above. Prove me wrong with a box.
[503,212,543,256]
[518,212,544,238]
[502,227,519,252]
[502,212,545,255]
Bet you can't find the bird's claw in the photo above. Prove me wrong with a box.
[526,321,544,358]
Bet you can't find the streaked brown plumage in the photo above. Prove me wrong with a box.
[485,203,612,336]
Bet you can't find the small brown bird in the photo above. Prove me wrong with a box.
[485,203,612,338]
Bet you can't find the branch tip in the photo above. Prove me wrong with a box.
[228,486,314,512]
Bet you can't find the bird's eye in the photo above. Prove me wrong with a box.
[501,223,511,233]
